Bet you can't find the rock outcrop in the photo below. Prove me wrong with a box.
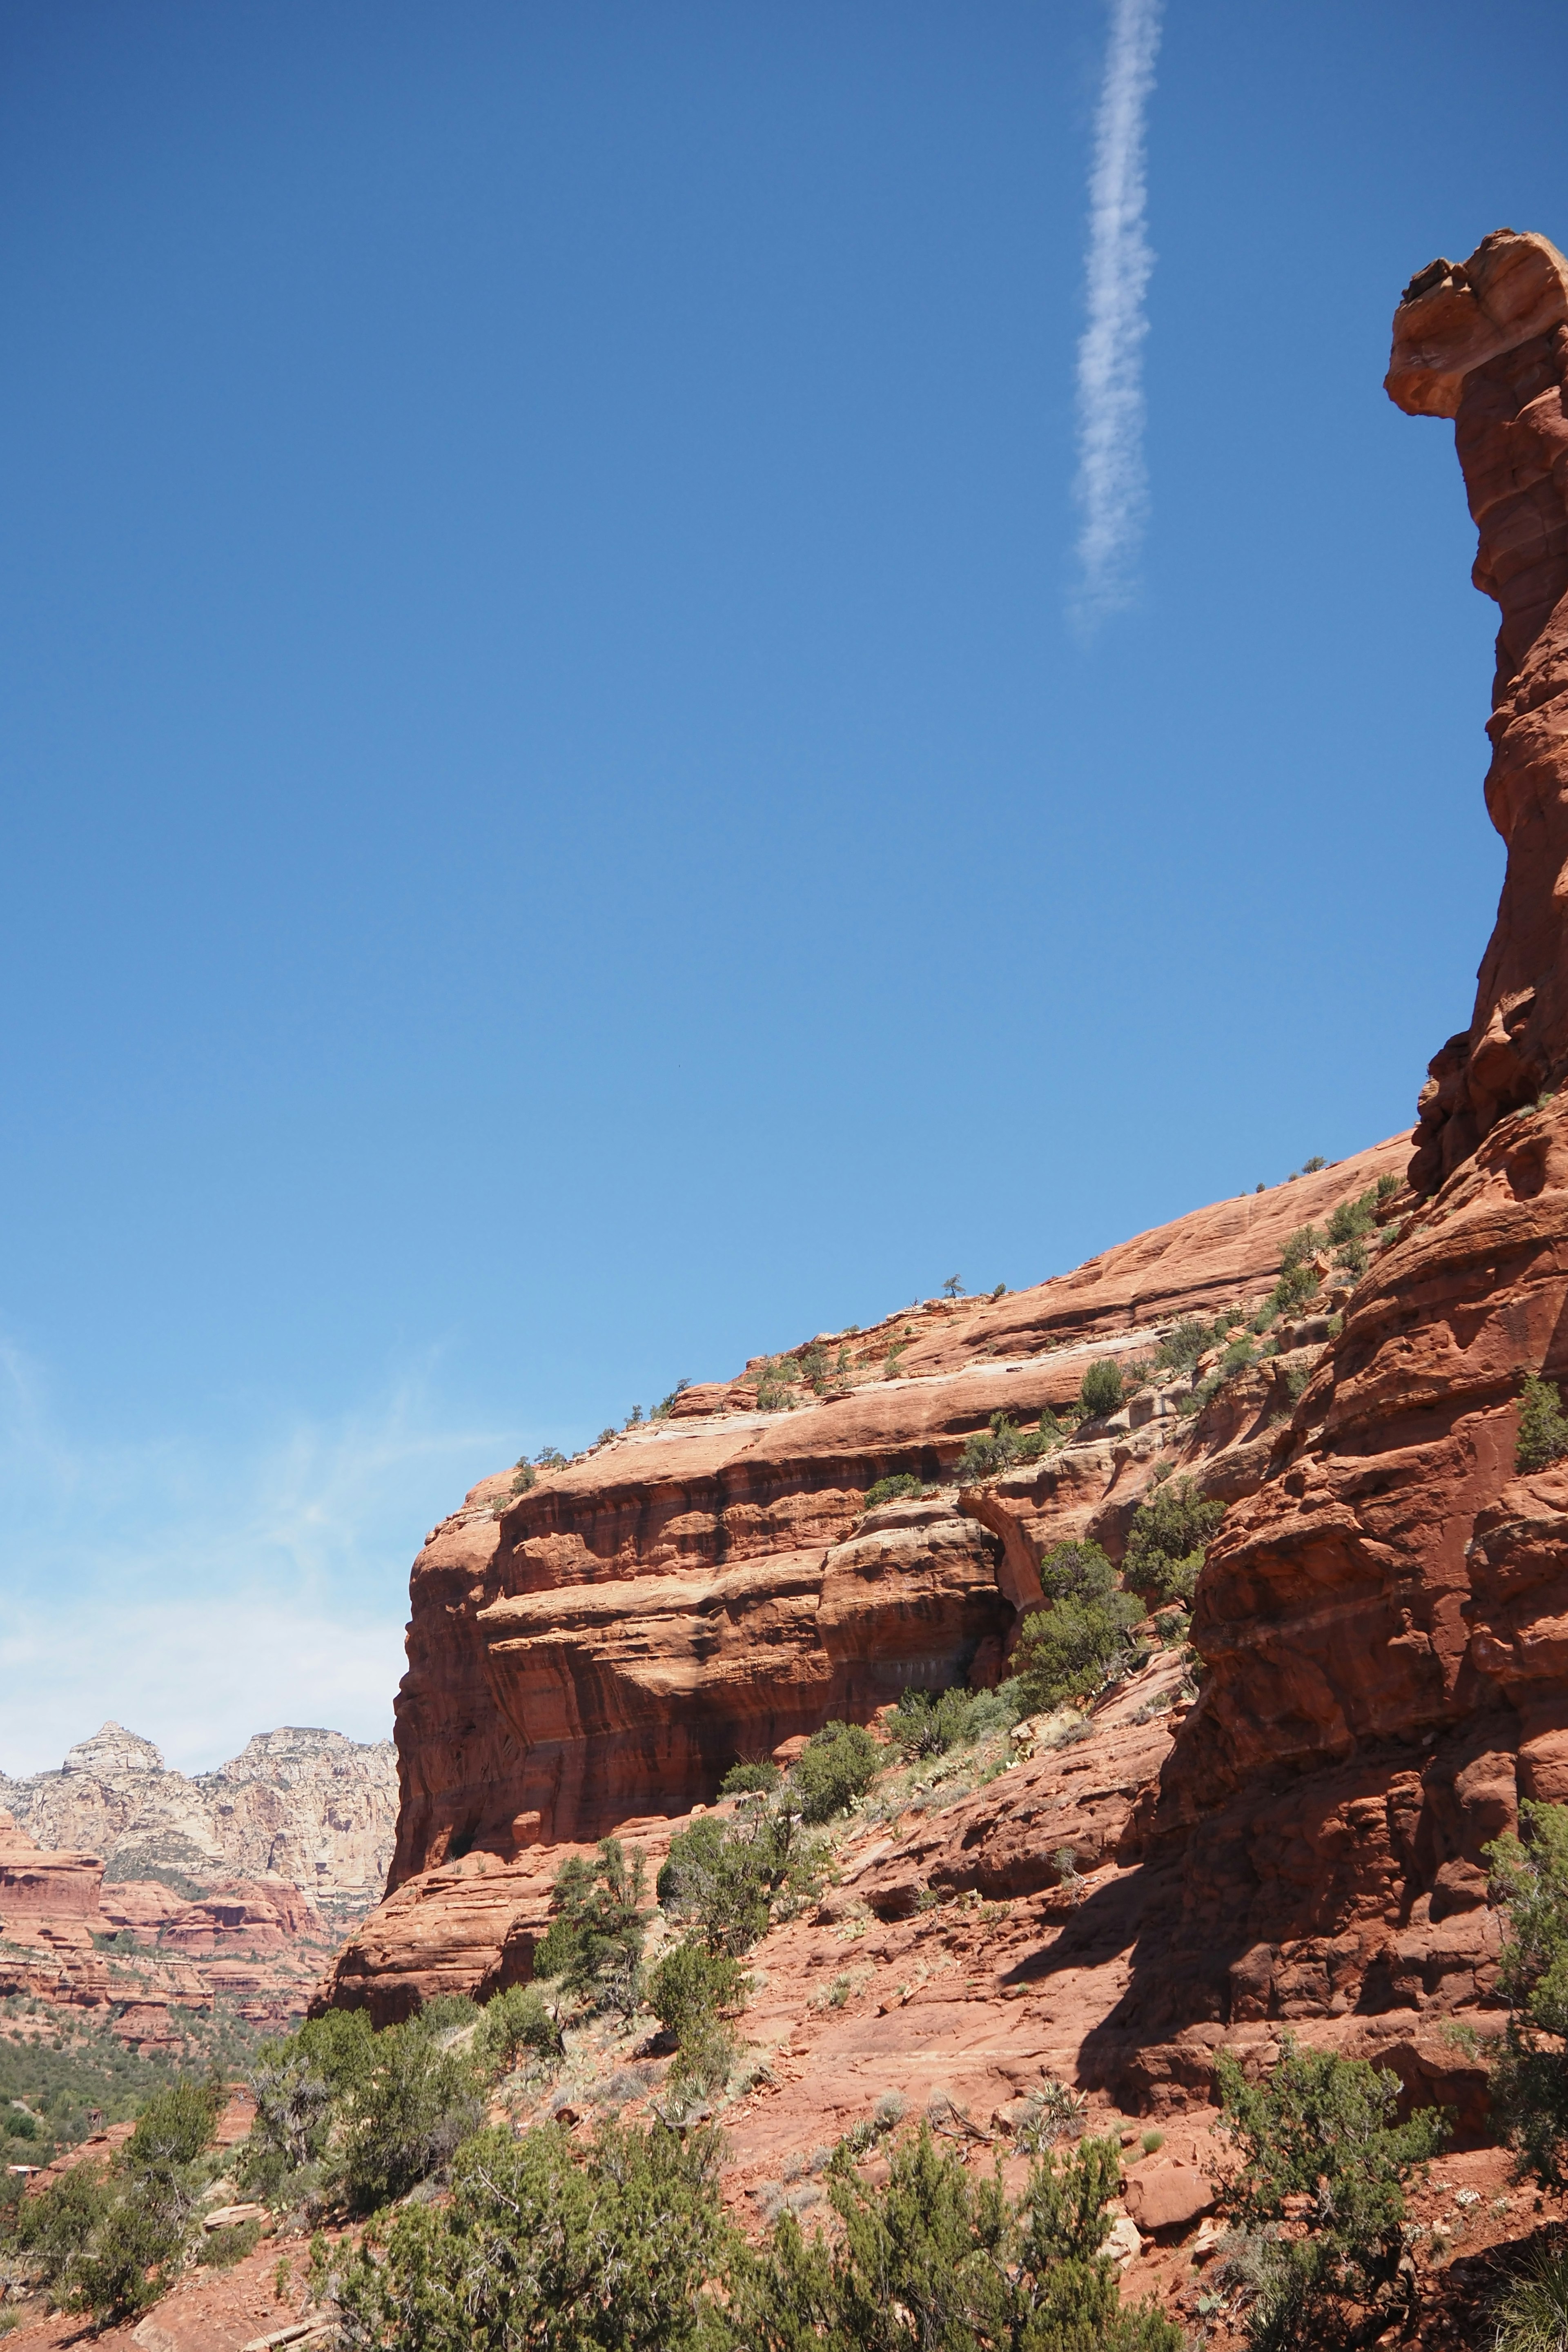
[0,1811,110,2011]
[0,1724,397,1921]
[380,1140,1405,1886]
[1388,229,1568,1190]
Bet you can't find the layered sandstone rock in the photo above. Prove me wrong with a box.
[381,1138,1404,1890]
[1388,229,1568,1189]
[0,1723,396,1919]
[0,1810,109,2009]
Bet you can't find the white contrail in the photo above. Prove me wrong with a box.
[1072,0,1163,627]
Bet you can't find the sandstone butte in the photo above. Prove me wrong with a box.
[306,238,1568,2235]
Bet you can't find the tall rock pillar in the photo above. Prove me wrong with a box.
[1387,230,1568,1190]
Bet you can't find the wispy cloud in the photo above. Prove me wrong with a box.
[0,1339,514,1776]
[1072,0,1163,627]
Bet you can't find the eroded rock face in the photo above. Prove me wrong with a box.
[382,1138,1405,1886]
[1388,230,1568,1189]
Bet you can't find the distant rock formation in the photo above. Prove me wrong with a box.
[1387,229,1568,1190]
[0,1722,397,1921]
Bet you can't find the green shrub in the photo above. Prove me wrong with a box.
[647,1942,749,2045]
[419,1994,482,2035]
[1376,1171,1400,1202]
[1153,1316,1218,1374]
[1037,1537,1118,1606]
[337,2020,483,2214]
[532,1838,650,2017]
[1517,1373,1568,1474]
[1326,1188,1379,1247]
[474,1984,563,2080]
[734,2124,1181,2351]
[334,2119,737,2351]
[1078,1359,1125,1419]
[1279,1224,1324,1273]
[200,2217,263,2267]
[889,1685,1017,1760]
[1011,1592,1142,1711]
[1214,2035,1445,2350]
[242,2009,375,2199]
[510,1460,537,1494]
[719,1758,782,1797]
[863,1472,924,1510]
[1493,2242,1568,2352]
[1013,1408,1065,1463]
[755,1360,798,1411]
[955,1413,1021,1482]
[1124,1478,1224,1606]
[1485,1800,1568,2184]
[1332,1237,1368,1278]
[793,1722,882,1822]
[13,2078,226,2325]
[659,1803,831,1956]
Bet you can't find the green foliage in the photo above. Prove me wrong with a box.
[1011,1591,1142,1712]
[1279,1224,1324,1273]
[1493,2242,1568,2352]
[942,1275,964,1297]
[474,1984,564,2080]
[651,1379,692,1419]
[647,1942,749,2048]
[11,2076,225,2325]
[956,1413,1022,1482]
[1376,1171,1399,1201]
[1302,1154,1327,1173]
[863,1472,925,1510]
[1486,1800,1568,2184]
[1078,1359,1124,1419]
[532,1838,651,2017]
[0,2009,182,2160]
[793,1722,882,1822]
[334,2118,738,2351]
[1037,1539,1118,1606]
[1124,1478,1224,1606]
[659,1802,831,1957]
[241,2008,375,2200]
[1013,1408,1065,1464]
[720,1758,782,1796]
[1326,1187,1379,1247]
[200,2216,263,2267]
[889,1685,1017,1760]
[1153,1316,1221,1374]
[420,1994,483,2034]
[1517,1373,1568,1474]
[799,1343,830,1394]
[511,1460,537,1494]
[734,2124,1181,2351]
[756,1359,799,1411]
[1214,2034,1446,2350]
[337,2017,484,2214]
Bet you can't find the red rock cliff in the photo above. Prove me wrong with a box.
[380,1143,1404,1887]
[1388,229,1568,1190]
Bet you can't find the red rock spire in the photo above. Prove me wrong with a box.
[1388,230,1568,1190]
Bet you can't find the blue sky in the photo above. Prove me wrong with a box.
[3,0,1565,1771]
